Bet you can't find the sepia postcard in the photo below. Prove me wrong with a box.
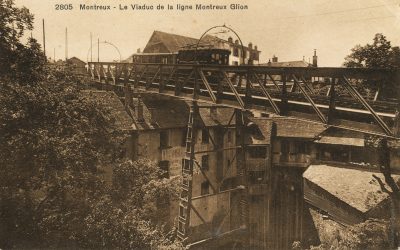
[1,0,400,249]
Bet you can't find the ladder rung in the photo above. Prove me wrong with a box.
[182,169,191,175]
[178,217,188,225]
[177,231,186,239]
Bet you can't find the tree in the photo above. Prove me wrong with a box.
[344,34,400,69]
[344,33,400,98]
[0,0,46,83]
[81,159,182,249]
[0,78,182,248]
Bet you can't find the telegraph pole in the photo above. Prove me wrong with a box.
[65,27,68,61]
[98,38,100,62]
[42,19,46,59]
[90,32,93,62]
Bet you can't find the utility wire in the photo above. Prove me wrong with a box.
[339,15,397,23]
[279,3,398,19]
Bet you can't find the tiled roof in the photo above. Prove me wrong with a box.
[143,30,259,53]
[247,118,273,145]
[315,127,365,146]
[144,31,198,53]
[67,56,85,65]
[304,164,399,213]
[197,104,236,127]
[141,94,189,129]
[126,94,189,130]
[272,117,327,138]
[260,60,311,67]
[81,90,134,131]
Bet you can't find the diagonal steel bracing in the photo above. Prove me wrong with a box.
[253,73,280,114]
[198,69,217,103]
[292,74,327,123]
[222,70,245,109]
[342,75,393,136]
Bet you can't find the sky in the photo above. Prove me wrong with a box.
[14,0,400,66]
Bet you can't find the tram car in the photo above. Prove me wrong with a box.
[132,48,230,65]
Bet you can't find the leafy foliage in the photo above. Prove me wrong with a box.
[0,76,182,249]
[0,0,46,83]
[0,1,182,247]
[343,33,400,98]
[344,34,400,69]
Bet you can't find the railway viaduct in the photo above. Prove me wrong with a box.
[87,62,400,249]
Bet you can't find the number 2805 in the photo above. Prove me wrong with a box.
[55,4,73,10]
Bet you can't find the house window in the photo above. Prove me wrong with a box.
[248,146,267,158]
[281,140,290,154]
[201,155,209,170]
[159,160,169,178]
[233,61,239,66]
[295,141,307,154]
[160,130,169,148]
[202,129,209,144]
[201,181,210,195]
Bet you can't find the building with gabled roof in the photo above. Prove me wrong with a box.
[143,30,198,53]
[129,30,261,65]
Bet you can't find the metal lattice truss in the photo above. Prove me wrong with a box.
[88,62,400,138]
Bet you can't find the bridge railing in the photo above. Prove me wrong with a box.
[87,62,400,138]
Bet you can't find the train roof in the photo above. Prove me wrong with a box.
[132,52,178,56]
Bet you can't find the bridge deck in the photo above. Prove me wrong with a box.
[87,62,400,138]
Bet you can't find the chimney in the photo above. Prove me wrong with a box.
[272,55,278,63]
[234,39,239,45]
[312,49,318,67]
[137,48,141,53]
[267,59,271,66]
[254,45,258,51]
[228,37,233,43]
[137,95,144,122]
[248,42,253,49]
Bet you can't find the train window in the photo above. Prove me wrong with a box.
[215,54,220,60]
[212,53,216,59]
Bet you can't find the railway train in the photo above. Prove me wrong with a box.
[131,48,231,65]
